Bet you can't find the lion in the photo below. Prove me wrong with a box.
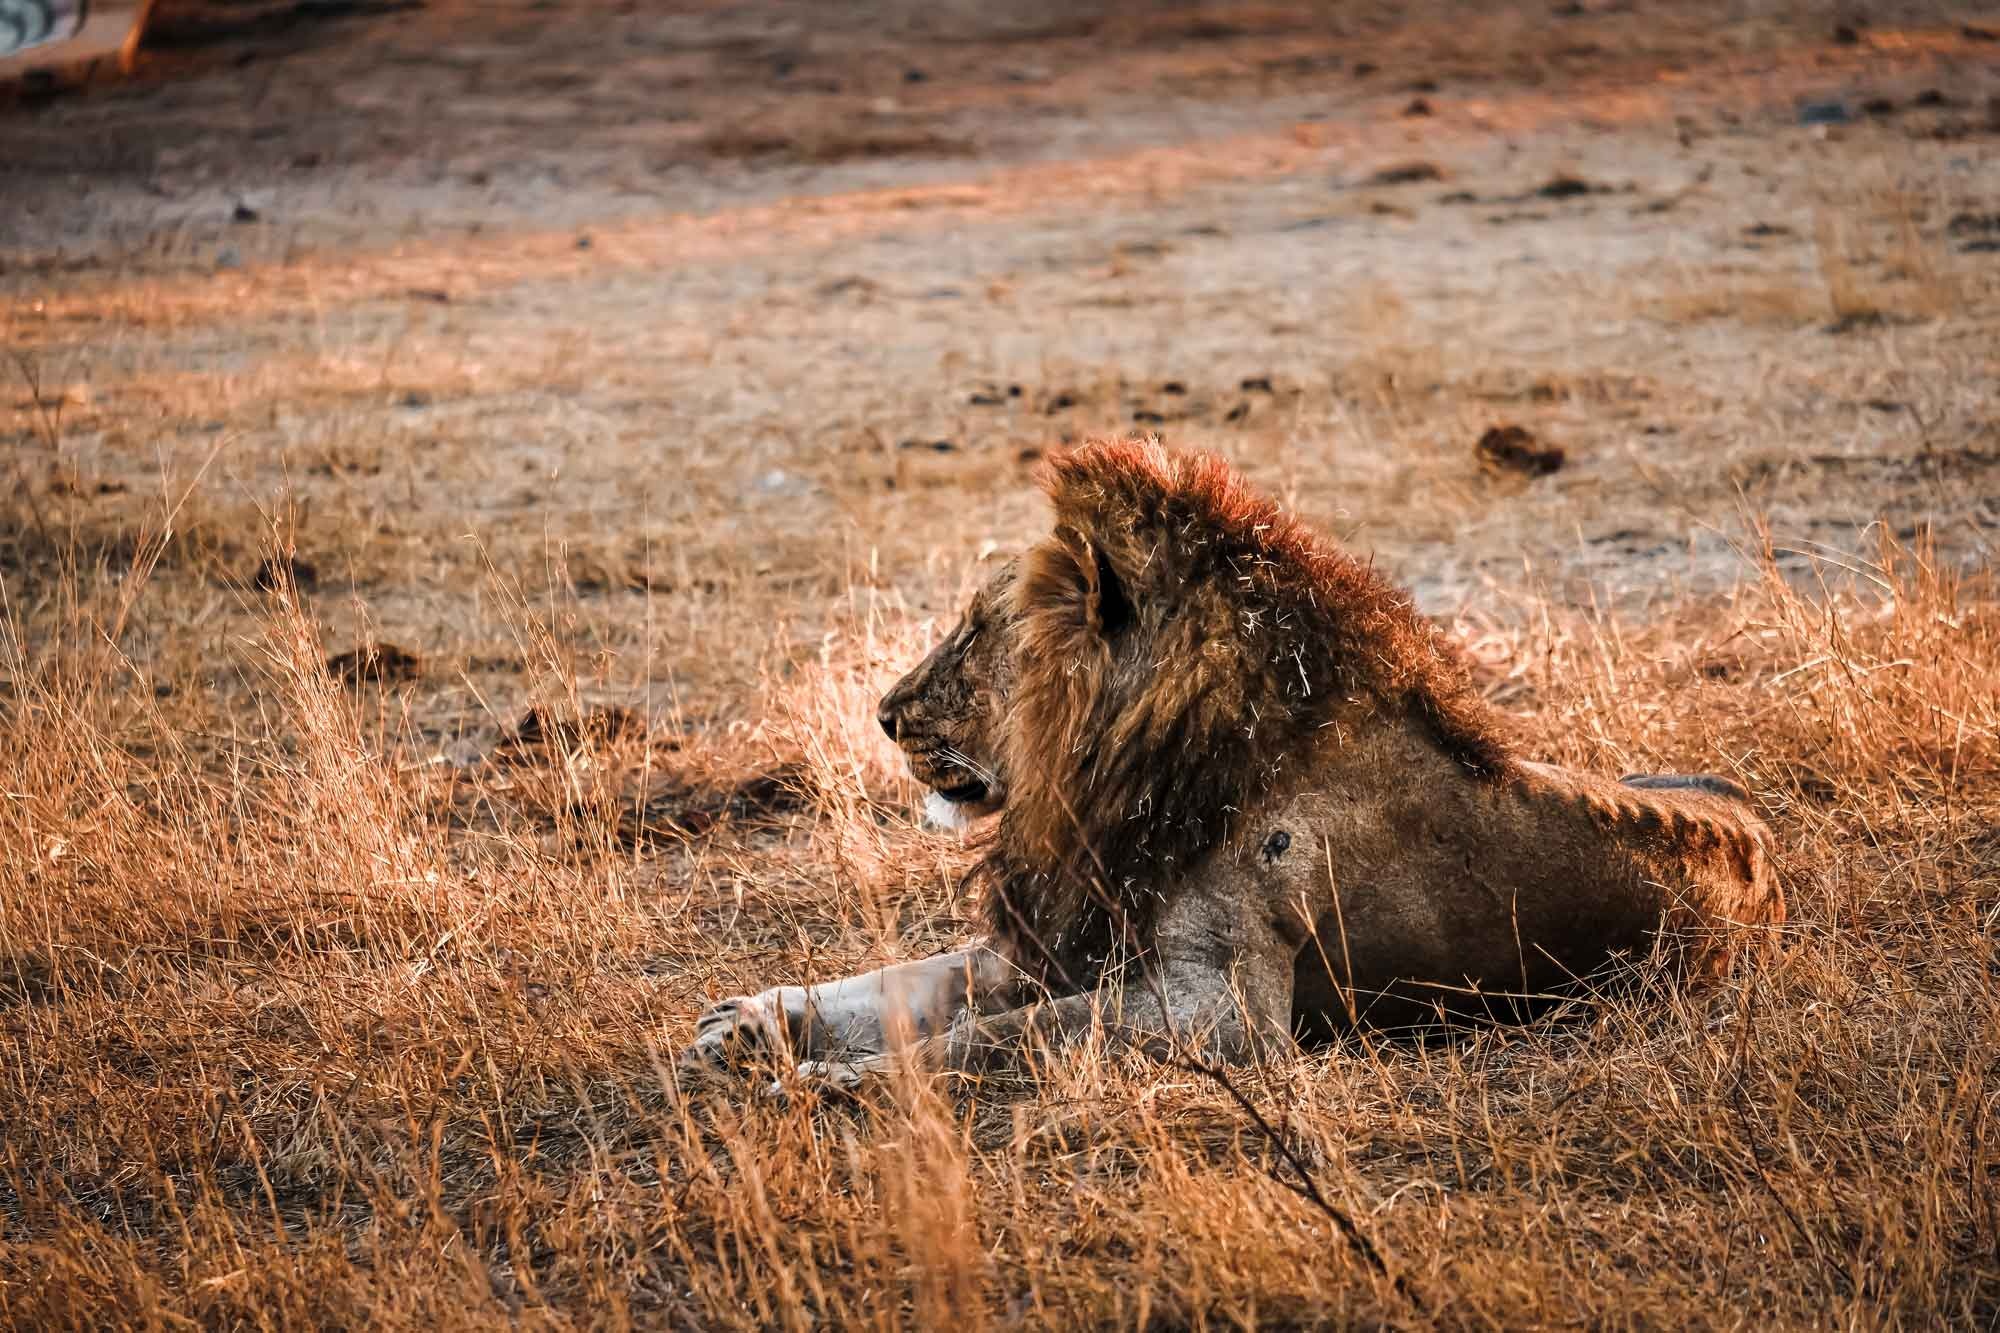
[681,440,1783,1085]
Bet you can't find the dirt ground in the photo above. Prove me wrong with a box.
[3,1,1999,1327]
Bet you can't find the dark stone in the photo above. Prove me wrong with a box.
[1476,424,1565,477]
[252,554,318,593]
[1796,100,1851,126]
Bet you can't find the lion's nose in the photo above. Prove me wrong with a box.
[877,702,899,741]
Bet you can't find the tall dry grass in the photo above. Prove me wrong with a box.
[2,520,1996,1328]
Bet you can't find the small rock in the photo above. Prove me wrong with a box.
[1797,100,1851,126]
[1743,222,1793,237]
[1911,89,1950,108]
[1132,409,1166,425]
[1536,174,1596,199]
[1352,61,1377,77]
[898,439,956,453]
[231,202,261,224]
[1963,24,1997,41]
[253,554,318,593]
[1044,391,1078,413]
[1832,22,1862,44]
[575,234,594,249]
[1437,190,1479,205]
[1860,96,1895,116]
[1239,376,1275,393]
[1402,97,1434,117]
[817,275,878,300]
[1364,161,1443,186]
[1475,424,1565,477]
[903,67,928,84]
[215,246,243,271]
[968,390,1006,406]
[1224,402,1251,423]
[400,390,433,408]
[495,704,645,762]
[1161,381,1187,395]
[328,642,422,686]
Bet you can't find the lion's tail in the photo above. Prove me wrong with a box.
[1618,772,1753,803]
[1617,771,1786,941]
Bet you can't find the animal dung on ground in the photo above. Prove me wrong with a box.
[252,553,318,593]
[493,704,648,763]
[1476,424,1565,477]
[326,641,422,686]
[1363,160,1443,186]
[615,766,808,846]
[1535,174,1598,199]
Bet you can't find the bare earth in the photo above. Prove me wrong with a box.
[3,1,1999,1326]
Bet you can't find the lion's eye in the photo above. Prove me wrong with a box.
[1261,830,1291,863]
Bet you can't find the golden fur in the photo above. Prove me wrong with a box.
[893,439,1782,1013]
[986,440,1510,986]
[686,438,1785,1086]
[874,563,1018,819]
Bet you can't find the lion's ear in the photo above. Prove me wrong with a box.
[1081,538,1134,639]
[1016,526,1135,648]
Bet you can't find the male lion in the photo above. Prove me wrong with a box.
[681,440,1783,1083]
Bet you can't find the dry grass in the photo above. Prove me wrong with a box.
[6,0,2000,1325]
[3,524,1997,1328]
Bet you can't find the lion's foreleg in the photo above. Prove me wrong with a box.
[943,891,1299,1071]
[680,945,1014,1078]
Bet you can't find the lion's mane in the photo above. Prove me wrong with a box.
[981,439,1513,986]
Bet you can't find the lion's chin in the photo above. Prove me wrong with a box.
[922,788,1002,832]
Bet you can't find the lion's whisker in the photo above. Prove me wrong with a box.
[938,746,996,786]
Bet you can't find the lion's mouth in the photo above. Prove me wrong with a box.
[934,778,990,805]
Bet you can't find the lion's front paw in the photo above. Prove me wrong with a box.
[677,992,795,1082]
[763,1058,872,1104]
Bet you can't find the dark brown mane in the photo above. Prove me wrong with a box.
[983,438,1513,987]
